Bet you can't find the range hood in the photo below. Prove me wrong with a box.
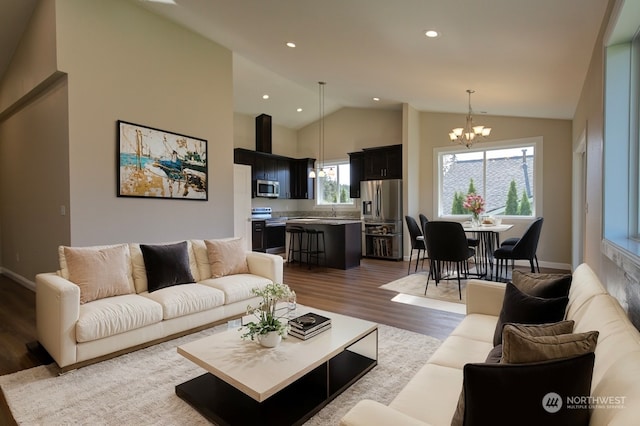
[256,114,272,154]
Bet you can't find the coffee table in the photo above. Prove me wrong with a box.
[175,306,378,425]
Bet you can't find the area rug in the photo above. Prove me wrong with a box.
[380,271,468,304]
[0,323,441,425]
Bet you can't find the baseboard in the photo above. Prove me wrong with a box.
[0,268,35,291]
[512,260,572,271]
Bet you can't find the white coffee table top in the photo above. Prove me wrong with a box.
[177,306,378,402]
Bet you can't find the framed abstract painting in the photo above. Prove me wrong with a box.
[117,120,208,200]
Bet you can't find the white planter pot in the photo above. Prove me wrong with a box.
[258,331,282,348]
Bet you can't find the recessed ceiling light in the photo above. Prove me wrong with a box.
[262,94,269,100]
[286,42,296,48]
[142,0,177,4]
[425,30,439,38]
[373,97,380,102]
[297,108,303,112]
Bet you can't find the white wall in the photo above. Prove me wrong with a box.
[55,0,235,245]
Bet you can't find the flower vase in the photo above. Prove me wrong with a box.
[471,213,481,227]
[257,331,282,348]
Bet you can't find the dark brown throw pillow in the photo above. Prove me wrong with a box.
[504,320,575,338]
[485,320,574,363]
[140,241,195,292]
[485,345,503,363]
[511,270,572,298]
[453,353,595,426]
[502,325,598,364]
[493,283,569,346]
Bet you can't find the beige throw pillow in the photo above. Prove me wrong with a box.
[64,244,134,304]
[205,238,249,278]
[501,324,599,364]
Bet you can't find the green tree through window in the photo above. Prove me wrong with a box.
[437,143,537,217]
[505,180,519,215]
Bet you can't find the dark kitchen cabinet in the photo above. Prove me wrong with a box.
[348,151,364,198]
[234,148,278,181]
[277,158,290,199]
[233,148,314,199]
[251,220,265,252]
[363,144,402,180]
[234,148,254,169]
[290,158,315,199]
[254,154,278,181]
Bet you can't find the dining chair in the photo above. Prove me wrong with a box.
[419,213,429,236]
[423,221,475,300]
[493,217,544,281]
[405,215,427,274]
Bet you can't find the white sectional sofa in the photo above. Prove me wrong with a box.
[36,238,283,371]
[341,263,640,425]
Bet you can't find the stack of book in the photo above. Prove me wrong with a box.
[288,312,331,340]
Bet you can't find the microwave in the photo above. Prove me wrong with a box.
[256,179,280,198]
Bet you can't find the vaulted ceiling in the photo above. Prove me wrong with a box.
[1,0,610,129]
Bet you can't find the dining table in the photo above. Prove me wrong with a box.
[462,222,514,280]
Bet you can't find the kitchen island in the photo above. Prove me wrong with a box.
[286,218,362,269]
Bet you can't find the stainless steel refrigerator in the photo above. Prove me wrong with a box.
[360,179,403,260]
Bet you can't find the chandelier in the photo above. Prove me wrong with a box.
[309,82,326,178]
[449,89,491,148]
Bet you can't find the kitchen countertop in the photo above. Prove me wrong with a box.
[286,218,362,226]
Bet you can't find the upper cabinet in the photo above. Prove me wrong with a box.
[234,148,314,199]
[348,151,364,198]
[362,144,402,180]
[290,158,315,200]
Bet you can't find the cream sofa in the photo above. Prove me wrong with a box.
[36,239,283,371]
[341,263,640,425]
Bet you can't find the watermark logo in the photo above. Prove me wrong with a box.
[542,392,627,413]
[542,392,563,413]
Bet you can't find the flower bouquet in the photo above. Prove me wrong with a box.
[463,193,485,225]
[240,282,294,347]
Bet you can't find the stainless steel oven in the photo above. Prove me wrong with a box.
[251,207,286,254]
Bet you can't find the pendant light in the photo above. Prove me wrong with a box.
[309,82,326,178]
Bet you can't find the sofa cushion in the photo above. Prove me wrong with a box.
[390,363,463,426]
[450,313,498,344]
[565,263,608,319]
[590,350,640,425]
[199,274,271,304]
[452,353,595,426]
[511,270,572,298]
[501,324,598,364]
[205,238,250,278]
[427,335,494,369]
[571,294,640,387]
[141,283,225,320]
[76,294,163,342]
[140,241,195,292]
[63,244,135,304]
[493,282,569,346]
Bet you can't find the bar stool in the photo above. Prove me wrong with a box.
[286,226,305,264]
[305,228,326,269]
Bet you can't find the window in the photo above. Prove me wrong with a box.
[603,28,640,244]
[435,138,542,218]
[316,160,354,205]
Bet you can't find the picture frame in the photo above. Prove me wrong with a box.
[117,120,208,201]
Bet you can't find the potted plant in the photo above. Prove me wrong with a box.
[240,282,294,347]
